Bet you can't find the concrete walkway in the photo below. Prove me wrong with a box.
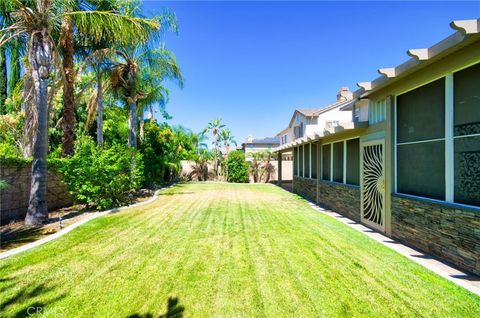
[302,200,480,296]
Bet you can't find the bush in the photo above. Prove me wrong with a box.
[58,136,143,209]
[226,151,250,183]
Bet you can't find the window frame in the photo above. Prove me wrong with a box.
[393,61,480,209]
[321,136,361,186]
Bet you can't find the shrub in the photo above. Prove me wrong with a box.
[226,151,250,183]
[58,136,143,209]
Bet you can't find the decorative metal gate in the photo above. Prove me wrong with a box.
[361,140,386,232]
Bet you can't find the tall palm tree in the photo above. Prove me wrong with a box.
[58,0,161,156]
[204,118,225,176]
[219,128,236,157]
[110,46,183,148]
[0,0,160,225]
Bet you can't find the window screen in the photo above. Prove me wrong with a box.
[305,144,310,178]
[299,145,304,177]
[346,138,360,185]
[322,144,331,180]
[397,141,445,200]
[397,78,445,143]
[311,143,318,179]
[454,136,480,206]
[333,142,344,183]
[293,147,298,176]
[454,62,480,136]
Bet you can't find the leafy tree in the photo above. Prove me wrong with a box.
[226,150,249,183]
[0,0,160,224]
[111,44,183,148]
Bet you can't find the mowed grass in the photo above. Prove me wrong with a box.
[1,183,479,317]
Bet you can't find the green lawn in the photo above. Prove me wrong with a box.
[1,183,479,317]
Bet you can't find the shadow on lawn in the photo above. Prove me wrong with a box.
[0,282,66,318]
[127,297,184,318]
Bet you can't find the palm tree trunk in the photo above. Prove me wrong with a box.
[96,70,104,145]
[128,100,137,148]
[139,119,145,141]
[8,39,21,99]
[25,30,52,225]
[0,45,7,114]
[22,67,36,158]
[61,16,75,156]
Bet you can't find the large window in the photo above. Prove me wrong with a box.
[346,139,360,185]
[305,144,310,178]
[322,144,331,180]
[321,138,360,185]
[396,62,480,207]
[311,143,318,179]
[396,78,446,199]
[293,147,298,176]
[453,63,480,206]
[299,145,304,177]
[333,142,344,182]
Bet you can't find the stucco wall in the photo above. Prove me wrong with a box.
[318,181,361,222]
[391,194,480,276]
[0,163,72,224]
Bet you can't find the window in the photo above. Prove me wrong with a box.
[293,147,298,176]
[396,78,446,199]
[333,142,344,182]
[346,139,360,185]
[369,99,387,124]
[305,144,310,178]
[321,138,360,185]
[322,144,331,180]
[395,63,480,208]
[311,143,318,179]
[294,123,304,139]
[453,63,480,206]
[299,145,304,177]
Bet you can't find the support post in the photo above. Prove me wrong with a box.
[277,152,282,186]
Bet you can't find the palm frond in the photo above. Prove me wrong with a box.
[67,10,160,46]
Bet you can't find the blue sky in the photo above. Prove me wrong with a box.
[143,1,479,145]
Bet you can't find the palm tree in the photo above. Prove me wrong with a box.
[110,45,183,148]
[204,118,225,176]
[0,0,160,225]
[58,0,161,156]
[219,128,236,157]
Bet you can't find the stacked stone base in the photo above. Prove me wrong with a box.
[392,194,480,276]
[318,181,361,222]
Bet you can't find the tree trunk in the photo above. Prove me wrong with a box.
[139,119,145,141]
[128,100,137,148]
[0,46,7,114]
[25,30,52,225]
[8,39,21,99]
[22,67,36,158]
[96,70,104,145]
[61,16,75,156]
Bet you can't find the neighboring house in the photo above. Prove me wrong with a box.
[242,136,280,160]
[274,19,480,276]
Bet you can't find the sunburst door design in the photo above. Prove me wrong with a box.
[361,140,385,231]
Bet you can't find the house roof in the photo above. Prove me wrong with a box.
[247,137,280,144]
[287,98,353,128]
[342,19,480,108]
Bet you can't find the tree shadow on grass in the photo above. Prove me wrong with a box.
[1,283,65,318]
[127,297,184,318]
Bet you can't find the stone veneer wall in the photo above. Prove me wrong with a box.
[292,176,316,202]
[318,181,361,222]
[391,194,480,276]
[0,162,72,224]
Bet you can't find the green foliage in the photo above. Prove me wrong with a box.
[139,121,199,187]
[0,113,23,158]
[0,179,7,190]
[226,150,250,183]
[58,136,143,209]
